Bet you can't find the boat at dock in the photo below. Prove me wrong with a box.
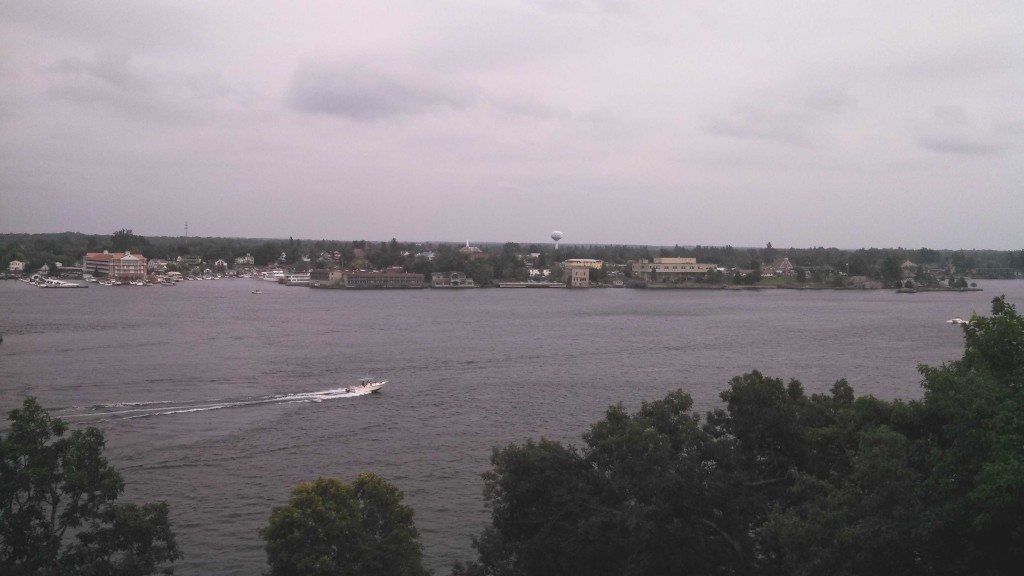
[497,281,566,288]
[281,273,311,286]
[27,275,87,288]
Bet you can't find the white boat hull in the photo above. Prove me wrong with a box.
[347,379,386,395]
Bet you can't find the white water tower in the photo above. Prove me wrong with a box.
[551,230,564,250]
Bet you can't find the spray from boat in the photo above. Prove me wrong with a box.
[58,379,386,423]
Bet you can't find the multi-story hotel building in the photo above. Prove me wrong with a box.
[83,251,148,282]
[631,257,715,282]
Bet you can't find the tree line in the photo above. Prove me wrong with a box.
[4,296,1022,574]
[3,232,1022,284]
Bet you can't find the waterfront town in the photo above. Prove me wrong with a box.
[2,230,1021,291]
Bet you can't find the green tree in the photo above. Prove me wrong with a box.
[111,229,148,254]
[460,298,1024,576]
[0,398,181,575]
[465,260,494,287]
[880,255,902,285]
[764,296,1024,575]
[262,474,428,576]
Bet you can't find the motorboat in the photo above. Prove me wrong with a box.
[946,317,969,325]
[251,289,262,294]
[345,377,387,395]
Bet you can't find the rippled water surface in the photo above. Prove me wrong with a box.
[2,279,1022,574]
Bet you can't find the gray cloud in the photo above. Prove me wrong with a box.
[1,1,1020,249]
[918,135,996,155]
[704,85,853,147]
[916,105,1001,156]
[49,51,148,91]
[39,51,252,124]
[483,95,571,121]
[4,0,200,53]
[527,0,638,15]
[285,60,476,121]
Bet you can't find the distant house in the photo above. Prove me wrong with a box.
[235,253,254,266]
[38,263,50,276]
[762,257,796,277]
[8,260,25,274]
[317,251,340,264]
[213,259,229,270]
[901,260,918,279]
[148,259,169,272]
[182,254,203,266]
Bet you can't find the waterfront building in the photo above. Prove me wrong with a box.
[631,257,715,282]
[567,267,590,288]
[342,270,424,288]
[235,253,255,266]
[84,251,148,282]
[310,269,344,287]
[8,260,25,274]
[310,269,425,289]
[431,272,475,288]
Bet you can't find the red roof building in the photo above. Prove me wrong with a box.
[83,251,148,282]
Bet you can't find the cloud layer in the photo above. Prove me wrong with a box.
[1,0,1021,249]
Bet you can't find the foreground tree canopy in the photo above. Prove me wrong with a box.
[0,398,181,576]
[455,296,1024,576]
[262,474,429,576]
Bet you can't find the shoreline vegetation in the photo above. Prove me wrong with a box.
[2,231,1021,291]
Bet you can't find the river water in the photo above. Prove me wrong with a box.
[2,279,1022,574]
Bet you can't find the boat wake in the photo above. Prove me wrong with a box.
[59,386,373,423]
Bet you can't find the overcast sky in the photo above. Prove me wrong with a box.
[1,1,1020,249]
